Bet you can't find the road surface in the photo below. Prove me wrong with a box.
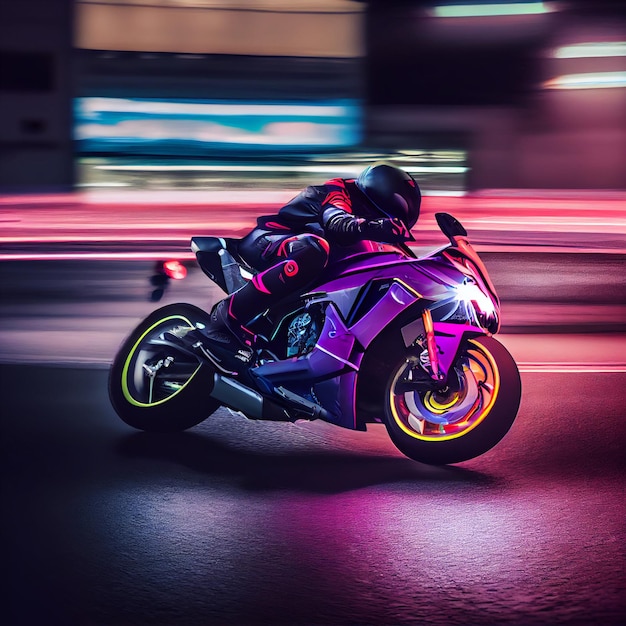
[1,255,625,625]
[1,361,625,626]
[1,193,625,625]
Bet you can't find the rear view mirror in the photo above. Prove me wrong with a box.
[435,212,468,240]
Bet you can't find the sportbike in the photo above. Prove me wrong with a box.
[109,212,521,465]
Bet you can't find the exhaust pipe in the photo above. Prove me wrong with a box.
[208,373,331,422]
[209,373,265,419]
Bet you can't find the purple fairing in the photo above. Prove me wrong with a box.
[250,237,501,431]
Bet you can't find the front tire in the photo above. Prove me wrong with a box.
[384,336,521,465]
[109,303,221,432]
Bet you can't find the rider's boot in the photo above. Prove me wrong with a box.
[167,299,255,374]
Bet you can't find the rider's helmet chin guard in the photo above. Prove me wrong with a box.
[356,162,422,241]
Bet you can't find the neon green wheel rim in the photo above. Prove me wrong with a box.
[121,314,202,407]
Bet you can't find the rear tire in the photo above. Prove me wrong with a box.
[383,336,521,465]
[108,303,221,432]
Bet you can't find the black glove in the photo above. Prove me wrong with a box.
[323,208,411,245]
[361,217,411,243]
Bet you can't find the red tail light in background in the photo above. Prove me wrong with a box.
[162,260,187,280]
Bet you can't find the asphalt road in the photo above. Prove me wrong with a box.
[1,363,625,626]
[1,254,625,625]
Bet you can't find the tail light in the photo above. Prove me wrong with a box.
[162,260,187,280]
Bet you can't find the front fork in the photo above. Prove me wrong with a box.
[402,308,486,385]
[422,308,444,382]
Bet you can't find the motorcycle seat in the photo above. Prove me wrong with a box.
[191,236,255,294]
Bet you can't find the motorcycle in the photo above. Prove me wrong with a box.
[109,212,521,465]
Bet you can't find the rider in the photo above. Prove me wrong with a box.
[179,162,422,374]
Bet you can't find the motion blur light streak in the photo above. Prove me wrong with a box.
[1,236,192,243]
[76,0,364,57]
[517,365,626,373]
[93,164,365,174]
[79,98,352,118]
[543,72,626,89]
[0,253,197,262]
[553,42,626,58]
[75,97,362,152]
[431,2,554,18]
[474,219,626,228]
[93,163,468,175]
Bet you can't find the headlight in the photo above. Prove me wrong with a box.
[454,278,499,332]
[455,278,495,315]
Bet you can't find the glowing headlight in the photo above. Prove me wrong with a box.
[455,278,496,316]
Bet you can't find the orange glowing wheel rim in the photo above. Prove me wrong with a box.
[388,338,500,441]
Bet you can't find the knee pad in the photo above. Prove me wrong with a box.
[283,234,330,269]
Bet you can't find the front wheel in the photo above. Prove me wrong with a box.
[109,303,221,432]
[384,336,521,465]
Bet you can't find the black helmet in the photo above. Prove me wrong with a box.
[356,162,421,229]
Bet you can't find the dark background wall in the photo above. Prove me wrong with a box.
[1,0,624,192]
[366,0,626,189]
[0,0,75,191]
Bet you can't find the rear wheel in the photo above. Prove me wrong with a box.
[108,303,220,432]
[384,336,521,465]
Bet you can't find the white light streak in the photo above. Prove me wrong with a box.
[93,163,467,174]
[79,97,350,118]
[543,72,626,89]
[431,2,553,18]
[553,42,626,58]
